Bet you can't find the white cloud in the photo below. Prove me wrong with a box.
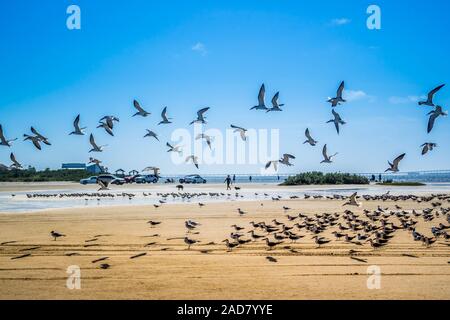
[345,90,376,103]
[388,95,426,105]
[330,18,351,26]
[191,42,207,56]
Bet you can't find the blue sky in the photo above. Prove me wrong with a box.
[0,0,449,175]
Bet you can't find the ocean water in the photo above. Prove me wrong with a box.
[1,178,450,213]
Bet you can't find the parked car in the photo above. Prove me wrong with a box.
[179,174,206,184]
[135,174,159,184]
[97,174,126,185]
[80,176,98,185]
[124,174,140,184]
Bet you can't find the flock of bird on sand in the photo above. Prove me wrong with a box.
[3,190,449,267]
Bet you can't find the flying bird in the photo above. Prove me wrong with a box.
[132,100,151,117]
[327,109,346,134]
[303,128,318,146]
[279,154,295,166]
[385,153,405,173]
[99,116,119,129]
[327,81,346,107]
[196,133,213,149]
[9,153,22,169]
[23,134,42,150]
[0,125,17,147]
[144,130,159,141]
[89,157,102,165]
[31,127,51,145]
[97,180,110,191]
[190,107,210,125]
[421,143,437,155]
[418,84,445,107]
[97,121,114,136]
[250,84,268,110]
[89,134,107,152]
[265,160,278,171]
[321,144,338,163]
[266,92,284,112]
[158,107,172,125]
[69,115,87,135]
[427,105,447,133]
[231,125,247,141]
[166,142,182,154]
[185,155,199,169]
[343,192,362,207]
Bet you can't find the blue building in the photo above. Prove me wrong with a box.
[61,163,104,174]
[62,163,86,170]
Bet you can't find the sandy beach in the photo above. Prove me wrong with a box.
[0,183,449,300]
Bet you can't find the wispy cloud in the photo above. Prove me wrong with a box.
[330,18,351,26]
[388,95,425,105]
[345,90,376,103]
[191,42,207,56]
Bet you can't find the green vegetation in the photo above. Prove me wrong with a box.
[0,168,92,182]
[281,172,369,186]
[376,181,425,186]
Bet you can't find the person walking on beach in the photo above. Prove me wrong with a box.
[233,174,236,183]
[225,175,232,190]
[249,175,252,182]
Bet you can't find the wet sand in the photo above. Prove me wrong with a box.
[0,192,449,300]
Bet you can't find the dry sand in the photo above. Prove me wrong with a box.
[0,193,449,299]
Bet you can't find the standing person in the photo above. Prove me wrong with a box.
[233,174,236,183]
[225,175,232,190]
[249,175,252,182]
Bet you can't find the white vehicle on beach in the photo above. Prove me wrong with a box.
[179,174,207,184]
[80,176,98,185]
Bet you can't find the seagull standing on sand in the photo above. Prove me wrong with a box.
[250,84,268,110]
[196,133,213,149]
[427,106,447,133]
[9,153,22,169]
[144,130,159,141]
[166,142,182,154]
[184,237,199,250]
[185,155,199,169]
[279,154,295,166]
[303,128,318,146]
[418,84,445,107]
[385,153,405,172]
[89,134,107,152]
[266,92,284,112]
[0,125,17,147]
[190,107,210,125]
[132,100,151,117]
[158,107,172,125]
[51,231,65,241]
[421,143,437,155]
[328,81,346,107]
[321,144,338,163]
[69,115,86,135]
[327,109,346,134]
[231,125,247,141]
[343,192,362,207]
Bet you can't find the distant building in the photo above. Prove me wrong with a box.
[62,163,86,170]
[62,163,104,174]
[87,164,104,174]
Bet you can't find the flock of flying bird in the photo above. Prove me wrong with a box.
[0,82,447,178]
